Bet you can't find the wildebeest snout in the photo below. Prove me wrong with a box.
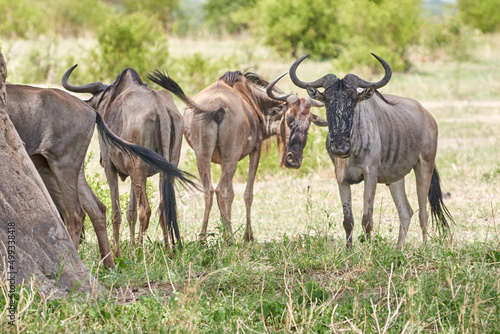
[284,151,302,169]
[327,134,350,158]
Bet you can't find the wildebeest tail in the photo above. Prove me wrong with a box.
[161,174,182,249]
[94,111,198,190]
[147,70,213,114]
[428,168,454,234]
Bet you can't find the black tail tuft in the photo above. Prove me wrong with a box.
[162,174,182,249]
[428,168,454,234]
[147,70,188,102]
[148,70,212,114]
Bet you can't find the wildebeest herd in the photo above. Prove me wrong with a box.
[4,52,452,269]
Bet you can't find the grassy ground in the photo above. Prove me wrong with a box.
[1,34,500,332]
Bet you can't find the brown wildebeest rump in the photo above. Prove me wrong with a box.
[289,53,453,248]
[7,84,111,267]
[62,65,188,256]
[147,70,326,242]
[0,49,102,295]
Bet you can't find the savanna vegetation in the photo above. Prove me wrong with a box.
[1,0,499,332]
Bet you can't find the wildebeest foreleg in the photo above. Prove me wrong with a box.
[78,167,114,268]
[388,179,414,249]
[361,171,378,240]
[126,187,138,243]
[243,147,261,241]
[104,165,122,257]
[338,181,354,247]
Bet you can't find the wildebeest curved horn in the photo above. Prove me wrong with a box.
[305,96,324,108]
[62,64,107,95]
[355,53,392,89]
[289,54,338,89]
[266,72,298,104]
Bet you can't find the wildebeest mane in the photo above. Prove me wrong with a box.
[93,85,112,109]
[375,90,397,106]
[107,68,143,106]
[243,72,269,89]
[218,71,243,86]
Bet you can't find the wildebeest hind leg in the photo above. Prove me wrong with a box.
[194,140,217,241]
[414,162,434,246]
[216,160,238,243]
[243,147,261,241]
[78,167,114,268]
[104,164,122,257]
[50,163,86,249]
[130,172,151,245]
[126,187,138,243]
[388,179,414,249]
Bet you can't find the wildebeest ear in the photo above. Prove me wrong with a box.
[358,87,375,101]
[267,104,287,117]
[306,87,325,101]
[311,114,328,127]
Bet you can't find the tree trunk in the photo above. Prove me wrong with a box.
[0,50,101,296]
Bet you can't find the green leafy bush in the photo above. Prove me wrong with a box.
[421,16,476,61]
[238,0,342,59]
[162,52,238,96]
[204,0,256,35]
[90,12,169,81]
[122,0,180,31]
[0,0,46,38]
[239,0,422,72]
[458,0,500,33]
[0,0,111,38]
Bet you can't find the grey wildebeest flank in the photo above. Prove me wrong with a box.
[6,83,192,268]
[289,53,453,248]
[62,65,189,256]
[147,70,326,242]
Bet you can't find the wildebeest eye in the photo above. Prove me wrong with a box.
[269,104,287,117]
[287,115,294,126]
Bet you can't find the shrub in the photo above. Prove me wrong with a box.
[204,0,256,35]
[240,0,422,72]
[162,52,238,96]
[90,12,169,81]
[122,0,180,31]
[0,0,112,38]
[458,0,500,33]
[0,0,46,38]
[421,16,476,61]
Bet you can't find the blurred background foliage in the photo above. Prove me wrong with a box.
[1,0,499,184]
[0,0,498,84]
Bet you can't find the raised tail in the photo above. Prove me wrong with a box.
[428,168,454,234]
[147,70,212,113]
[94,112,199,248]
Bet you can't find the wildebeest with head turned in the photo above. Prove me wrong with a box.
[289,53,453,248]
[62,65,191,256]
[147,70,326,242]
